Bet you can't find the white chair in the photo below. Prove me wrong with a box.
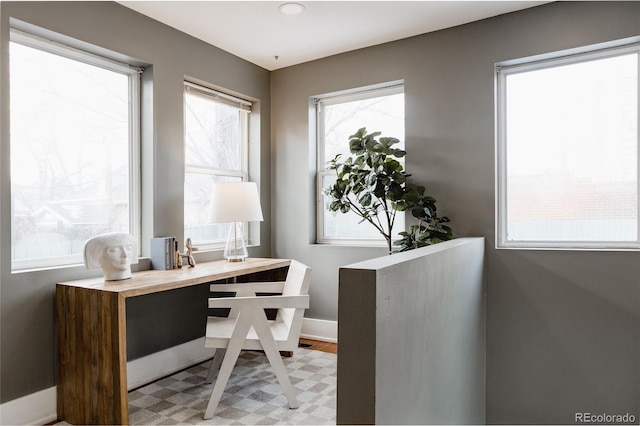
[202,259,312,419]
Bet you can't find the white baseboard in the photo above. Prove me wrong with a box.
[0,386,57,426]
[301,317,338,343]
[0,317,336,425]
[127,337,215,390]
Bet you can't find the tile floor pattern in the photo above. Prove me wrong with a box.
[127,348,337,425]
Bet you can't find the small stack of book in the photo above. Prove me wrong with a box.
[150,236,180,270]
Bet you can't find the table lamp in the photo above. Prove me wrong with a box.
[208,181,264,262]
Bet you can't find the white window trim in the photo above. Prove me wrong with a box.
[314,82,404,246]
[495,40,640,251]
[183,81,256,251]
[10,29,142,271]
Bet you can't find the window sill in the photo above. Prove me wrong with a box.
[496,242,640,252]
[314,240,389,249]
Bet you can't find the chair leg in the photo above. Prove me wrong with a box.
[203,316,252,420]
[251,313,299,409]
[205,348,226,384]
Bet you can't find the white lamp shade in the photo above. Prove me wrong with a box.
[208,182,264,223]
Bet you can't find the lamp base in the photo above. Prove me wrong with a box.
[223,222,249,263]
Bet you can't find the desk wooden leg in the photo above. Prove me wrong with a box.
[56,285,129,425]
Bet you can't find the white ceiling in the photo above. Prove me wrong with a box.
[118,1,549,70]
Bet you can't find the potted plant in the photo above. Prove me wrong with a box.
[325,127,452,254]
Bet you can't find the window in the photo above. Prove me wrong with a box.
[496,42,639,249]
[315,83,405,244]
[183,81,252,248]
[9,29,141,270]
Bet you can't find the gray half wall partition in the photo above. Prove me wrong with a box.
[337,238,486,425]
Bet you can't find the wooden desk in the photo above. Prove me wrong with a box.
[56,258,290,425]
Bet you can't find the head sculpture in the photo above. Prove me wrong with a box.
[84,233,138,281]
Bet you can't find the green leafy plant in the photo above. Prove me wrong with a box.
[325,128,407,254]
[394,185,453,251]
[324,127,452,254]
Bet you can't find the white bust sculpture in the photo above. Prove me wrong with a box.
[84,233,138,281]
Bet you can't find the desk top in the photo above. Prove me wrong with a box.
[57,257,291,298]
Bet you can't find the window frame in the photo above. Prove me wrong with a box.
[183,80,254,250]
[496,40,640,251]
[9,28,142,271]
[314,83,405,246]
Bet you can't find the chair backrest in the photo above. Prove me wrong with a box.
[277,260,311,348]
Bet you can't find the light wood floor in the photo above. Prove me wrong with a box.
[299,338,337,354]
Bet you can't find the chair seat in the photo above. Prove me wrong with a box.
[205,316,294,351]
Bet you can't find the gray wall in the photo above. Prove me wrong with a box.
[338,238,485,425]
[270,2,639,424]
[0,1,271,403]
[1,2,639,423]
